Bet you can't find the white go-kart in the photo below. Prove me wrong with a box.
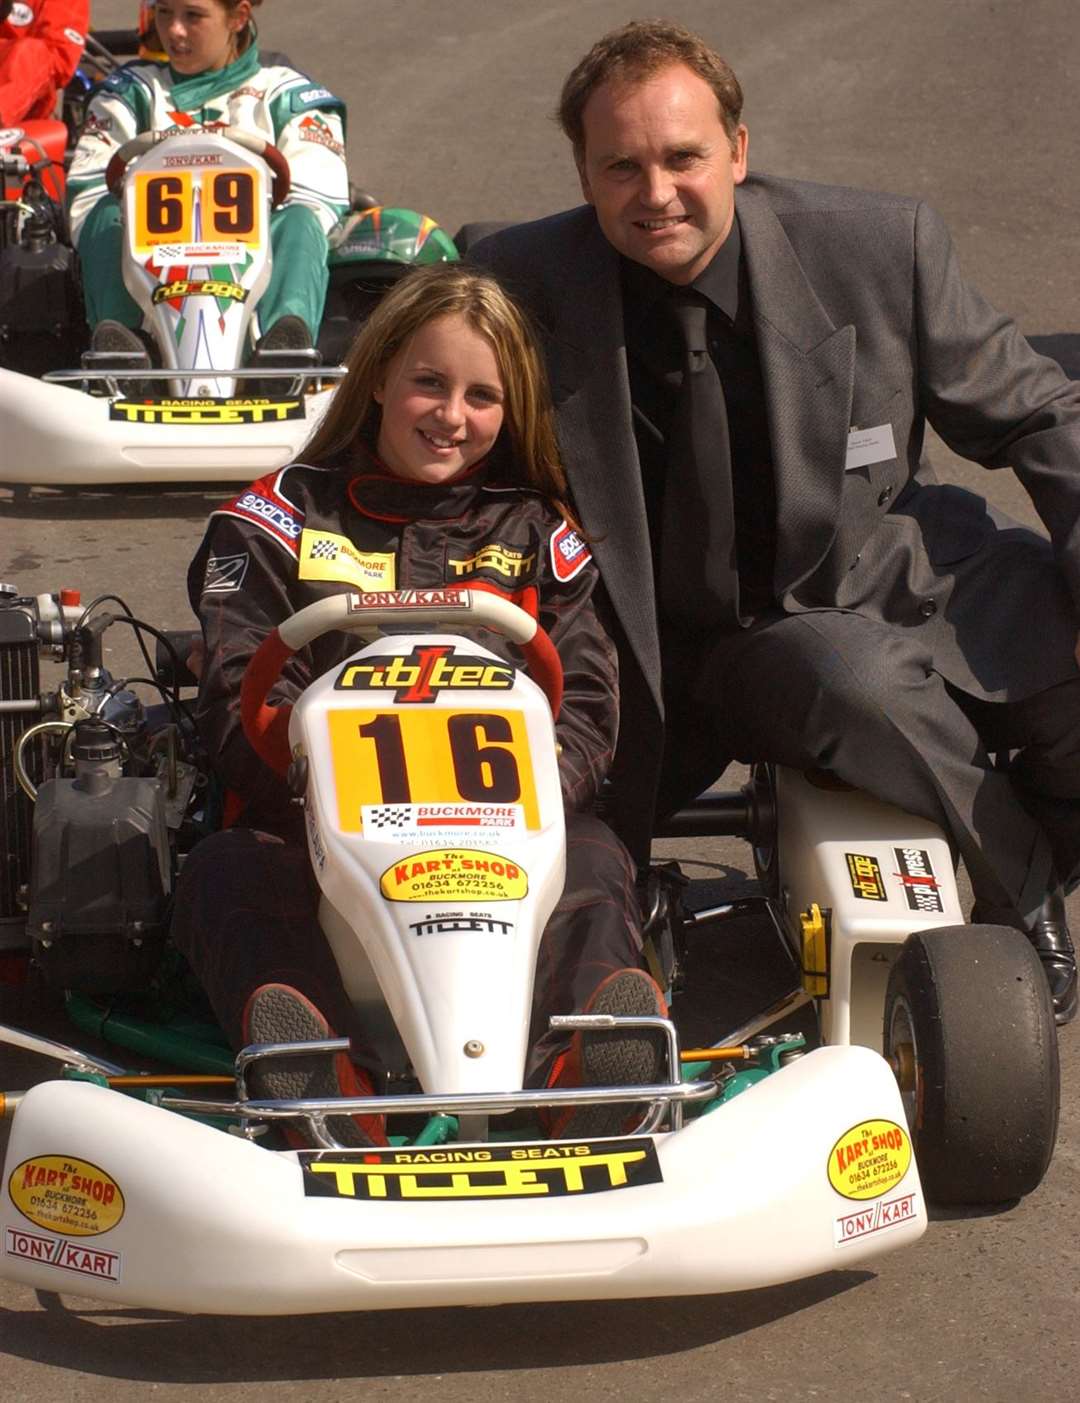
[0,125,341,489]
[0,584,1056,1314]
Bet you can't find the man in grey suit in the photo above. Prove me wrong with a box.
[472,19,1080,1023]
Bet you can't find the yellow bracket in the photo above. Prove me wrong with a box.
[800,902,829,997]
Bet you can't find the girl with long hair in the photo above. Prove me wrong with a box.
[174,264,666,1147]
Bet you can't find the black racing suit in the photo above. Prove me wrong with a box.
[172,455,644,1081]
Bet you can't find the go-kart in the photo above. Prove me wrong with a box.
[0,113,456,491]
[0,582,934,1314]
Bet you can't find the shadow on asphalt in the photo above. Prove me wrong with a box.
[0,1270,873,1382]
[0,482,235,522]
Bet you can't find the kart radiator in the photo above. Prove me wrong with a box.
[0,606,40,937]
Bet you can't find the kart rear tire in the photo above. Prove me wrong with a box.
[453,221,514,254]
[883,924,1059,1205]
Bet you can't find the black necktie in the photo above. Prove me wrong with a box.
[659,291,738,629]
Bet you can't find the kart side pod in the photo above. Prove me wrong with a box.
[0,1046,926,1313]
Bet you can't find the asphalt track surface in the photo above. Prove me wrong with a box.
[2,1,1080,1398]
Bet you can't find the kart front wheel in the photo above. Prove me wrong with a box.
[883,924,1059,1205]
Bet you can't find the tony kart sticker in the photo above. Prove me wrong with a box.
[9,1156,125,1237]
[834,1191,918,1247]
[380,849,527,902]
[827,1120,911,1201]
[346,587,470,613]
[5,1226,121,1282]
[300,1140,663,1201]
[161,151,224,168]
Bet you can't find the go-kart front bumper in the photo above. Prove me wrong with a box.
[0,1046,925,1314]
[0,367,336,486]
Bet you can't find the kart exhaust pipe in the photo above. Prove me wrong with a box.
[0,600,40,927]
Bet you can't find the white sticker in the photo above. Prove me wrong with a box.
[148,242,249,263]
[362,803,526,844]
[834,1191,918,1247]
[845,422,897,471]
[5,1226,122,1282]
[0,127,26,148]
[408,911,516,937]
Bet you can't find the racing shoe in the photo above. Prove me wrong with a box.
[88,319,156,399]
[242,982,387,1147]
[249,314,317,396]
[1027,886,1078,1026]
[546,968,668,1140]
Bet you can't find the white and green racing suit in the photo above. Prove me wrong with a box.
[67,42,349,342]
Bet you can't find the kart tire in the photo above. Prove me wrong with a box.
[748,763,779,900]
[883,924,1059,1205]
[453,221,514,255]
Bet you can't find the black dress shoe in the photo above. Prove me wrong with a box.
[1028,886,1078,1026]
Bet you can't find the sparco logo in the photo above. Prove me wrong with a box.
[238,493,301,538]
[892,847,944,913]
[335,645,514,703]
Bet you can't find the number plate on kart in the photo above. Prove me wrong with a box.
[299,1140,663,1201]
[132,168,262,254]
[329,709,541,832]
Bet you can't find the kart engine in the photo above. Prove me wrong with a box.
[0,586,203,992]
[0,139,84,378]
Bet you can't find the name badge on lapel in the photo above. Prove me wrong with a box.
[846,423,897,471]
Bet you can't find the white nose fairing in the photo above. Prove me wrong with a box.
[293,633,567,1092]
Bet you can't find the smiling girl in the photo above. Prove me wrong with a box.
[174,264,666,1147]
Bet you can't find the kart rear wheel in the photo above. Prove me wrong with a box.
[749,763,779,899]
[883,924,1059,1205]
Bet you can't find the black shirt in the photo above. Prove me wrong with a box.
[621,217,778,619]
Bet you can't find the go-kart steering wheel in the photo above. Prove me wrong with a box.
[240,588,564,778]
[104,125,291,207]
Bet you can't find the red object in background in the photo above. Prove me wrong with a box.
[2,116,66,200]
[0,952,29,986]
[0,0,90,127]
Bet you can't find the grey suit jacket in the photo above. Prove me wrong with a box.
[473,174,1080,847]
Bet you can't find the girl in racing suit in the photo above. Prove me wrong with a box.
[172,264,664,1146]
[67,0,348,347]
